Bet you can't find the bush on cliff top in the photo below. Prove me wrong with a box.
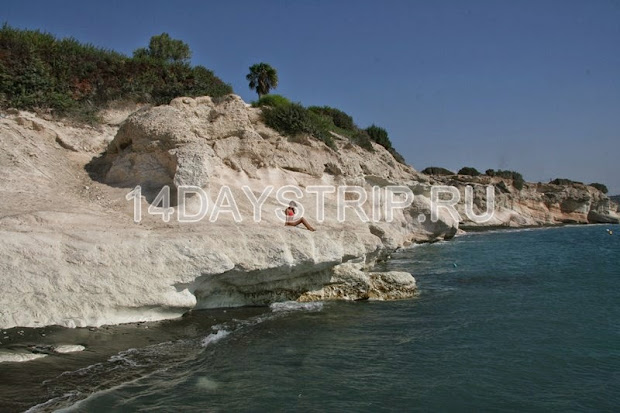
[260,100,407,164]
[351,130,375,152]
[421,167,455,176]
[486,169,525,190]
[589,183,608,194]
[550,178,583,186]
[458,166,481,176]
[0,24,232,122]
[252,94,291,108]
[133,32,191,63]
[364,124,406,163]
[261,102,337,150]
[308,106,356,131]
[365,124,392,151]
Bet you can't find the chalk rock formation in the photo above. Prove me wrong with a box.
[0,96,456,329]
[2,94,615,329]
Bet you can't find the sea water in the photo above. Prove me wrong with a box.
[21,225,620,411]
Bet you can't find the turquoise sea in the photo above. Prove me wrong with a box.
[11,225,620,412]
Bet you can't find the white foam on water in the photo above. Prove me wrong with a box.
[269,301,324,313]
[55,362,105,380]
[108,348,140,367]
[54,344,86,353]
[195,376,219,391]
[25,391,81,413]
[0,351,47,363]
[201,330,230,347]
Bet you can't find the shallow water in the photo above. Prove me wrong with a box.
[5,225,620,412]
[0,307,269,412]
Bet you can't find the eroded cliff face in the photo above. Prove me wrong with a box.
[0,96,457,329]
[429,175,619,229]
[100,95,427,190]
[92,95,460,312]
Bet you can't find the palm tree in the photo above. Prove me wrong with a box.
[246,63,278,99]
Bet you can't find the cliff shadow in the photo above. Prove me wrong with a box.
[85,151,178,205]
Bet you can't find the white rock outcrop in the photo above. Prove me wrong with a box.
[2,95,615,329]
[0,96,457,329]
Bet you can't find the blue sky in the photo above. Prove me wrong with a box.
[4,0,620,193]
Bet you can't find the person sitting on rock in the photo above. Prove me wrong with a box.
[285,201,315,231]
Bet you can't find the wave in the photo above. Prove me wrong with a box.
[269,300,324,313]
[25,391,82,413]
[201,330,230,347]
[30,339,195,412]
[33,303,322,411]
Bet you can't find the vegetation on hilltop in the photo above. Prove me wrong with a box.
[133,32,191,63]
[365,125,406,163]
[550,178,583,186]
[261,101,337,150]
[1,25,409,163]
[422,169,610,195]
[420,167,455,176]
[252,94,291,108]
[421,167,525,189]
[485,169,525,190]
[589,183,608,194]
[309,106,355,131]
[458,167,481,176]
[0,25,232,122]
[257,94,405,162]
[549,178,611,194]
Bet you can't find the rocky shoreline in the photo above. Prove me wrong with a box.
[0,94,617,330]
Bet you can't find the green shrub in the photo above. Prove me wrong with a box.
[352,130,374,152]
[308,106,355,131]
[365,124,393,150]
[550,178,583,186]
[589,183,608,194]
[421,167,455,176]
[262,102,307,135]
[512,179,524,191]
[307,110,336,136]
[133,32,191,63]
[0,24,232,120]
[363,123,407,163]
[261,102,336,150]
[458,167,481,176]
[486,169,525,190]
[253,94,291,108]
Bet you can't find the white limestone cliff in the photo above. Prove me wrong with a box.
[1,95,616,329]
[0,96,457,329]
